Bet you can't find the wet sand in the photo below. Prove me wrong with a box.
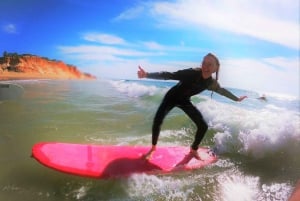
[0,72,94,80]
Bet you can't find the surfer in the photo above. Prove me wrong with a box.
[137,53,247,160]
[257,94,267,101]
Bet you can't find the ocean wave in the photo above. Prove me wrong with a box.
[109,80,161,98]
[109,79,300,161]
[198,100,300,160]
[216,169,293,201]
[126,173,212,201]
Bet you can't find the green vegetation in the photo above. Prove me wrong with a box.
[0,52,57,68]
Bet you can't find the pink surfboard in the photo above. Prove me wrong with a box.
[32,142,217,179]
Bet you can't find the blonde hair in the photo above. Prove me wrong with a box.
[205,53,220,98]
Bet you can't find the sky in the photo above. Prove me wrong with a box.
[0,0,299,97]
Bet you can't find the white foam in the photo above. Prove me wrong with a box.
[260,183,293,201]
[125,174,199,200]
[109,80,159,98]
[217,171,259,201]
[216,170,293,201]
[72,186,88,200]
[197,100,300,158]
[153,129,191,146]
[125,169,293,201]
[264,92,299,101]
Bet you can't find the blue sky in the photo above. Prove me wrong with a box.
[0,0,299,96]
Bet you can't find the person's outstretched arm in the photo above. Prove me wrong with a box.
[208,79,247,102]
[138,66,180,80]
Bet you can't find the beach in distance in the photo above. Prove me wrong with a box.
[0,71,95,81]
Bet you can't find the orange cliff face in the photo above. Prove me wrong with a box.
[0,54,96,80]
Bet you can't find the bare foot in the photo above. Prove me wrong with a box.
[142,151,154,160]
[142,146,156,160]
[189,149,202,160]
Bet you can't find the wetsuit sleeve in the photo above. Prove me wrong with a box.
[146,68,194,81]
[146,72,176,80]
[208,79,239,101]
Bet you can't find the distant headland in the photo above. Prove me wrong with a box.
[0,52,96,80]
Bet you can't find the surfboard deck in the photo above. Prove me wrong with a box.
[0,83,24,101]
[32,142,217,179]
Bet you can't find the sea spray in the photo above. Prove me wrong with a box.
[215,169,293,201]
[197,100,300,159]
[217,171,260,201]
[109,80,159,98]
[125,174,209,201]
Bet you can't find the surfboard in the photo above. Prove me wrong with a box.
[0,83,24,101]
[32,142,217,179]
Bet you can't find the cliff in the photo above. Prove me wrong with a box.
[0,52,96,80]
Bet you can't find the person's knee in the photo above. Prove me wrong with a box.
[196,119,208,132]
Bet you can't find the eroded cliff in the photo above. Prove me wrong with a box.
[0,53,96,80]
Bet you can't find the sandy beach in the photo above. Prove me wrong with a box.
[0,71,94,80]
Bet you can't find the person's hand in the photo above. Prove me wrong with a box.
[138,66,147,79]
[238,96,247,102]
[143,145,156,160]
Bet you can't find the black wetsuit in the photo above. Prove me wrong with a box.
[147,68,239,150]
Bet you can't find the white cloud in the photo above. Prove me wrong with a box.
[113,5,144,21]
[61,33,204,62]
[82,33,127,45]
[3,23,17,34]
[58,44,153,61]
[59,31,299,96]
[144,0,299,50]
[220,57,299,96]
[71,50,299,96]
[142,41,166,50]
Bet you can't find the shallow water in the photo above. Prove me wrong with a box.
[0,79,299,201]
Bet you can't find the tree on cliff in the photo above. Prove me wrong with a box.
[3,51,8,58]
[10,53,20,66]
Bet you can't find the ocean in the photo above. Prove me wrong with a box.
[0,79,299,201]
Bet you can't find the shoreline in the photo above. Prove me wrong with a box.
[0,72,96,81]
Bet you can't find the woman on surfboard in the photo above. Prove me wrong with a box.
[137,53,247,160]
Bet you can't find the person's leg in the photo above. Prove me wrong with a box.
[178,102,208,150]
[152,99,175,146]
[144,98,175,160]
